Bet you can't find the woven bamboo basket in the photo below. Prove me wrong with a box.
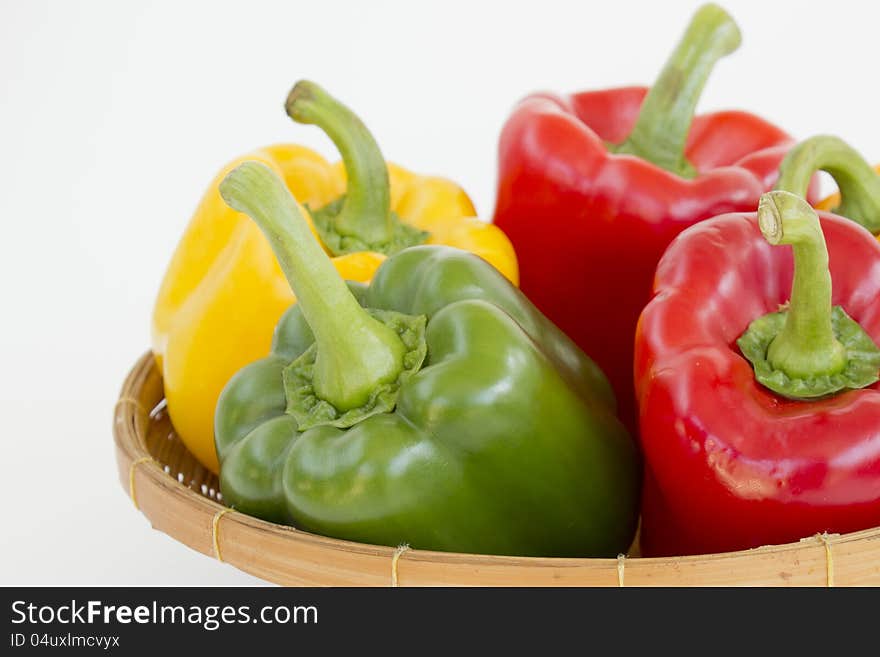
[114,351,880,586]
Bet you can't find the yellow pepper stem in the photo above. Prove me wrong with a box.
[286,80,393,246]
[776,135,880,235]
[220,161,406,411]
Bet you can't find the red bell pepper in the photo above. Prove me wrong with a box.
[493,4,814,429]
[635,177,880,555]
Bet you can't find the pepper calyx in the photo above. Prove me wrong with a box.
[308,196,429,256]
[737,190,880,400]
[738,306,880,399]
[283,309,426,430]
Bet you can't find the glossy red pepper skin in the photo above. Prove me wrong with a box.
[493,86,811,428]
[635,211,880,557]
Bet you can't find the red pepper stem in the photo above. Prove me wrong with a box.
[285,80,393,245]
[775,136,880,235]
[757,191,846,379]
[219,161,406,411]
[615,4,741,178]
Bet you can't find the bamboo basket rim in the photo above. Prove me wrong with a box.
[114,351,880,586]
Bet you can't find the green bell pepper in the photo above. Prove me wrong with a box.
[214,161,640,557]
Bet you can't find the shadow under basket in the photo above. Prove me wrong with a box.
[114,352,880,586]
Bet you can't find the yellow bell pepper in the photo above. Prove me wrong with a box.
[152,81,518,473]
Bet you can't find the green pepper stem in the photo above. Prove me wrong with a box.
[220,161,405,411]
[757,191,846,379]
[775,135,880,234]
[615,4,741,177]
[285,80,392,245]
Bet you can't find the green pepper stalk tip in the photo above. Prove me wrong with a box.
[757,193,784,245]
[284,80,320,124]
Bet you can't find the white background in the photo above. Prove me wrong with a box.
[1,0,877,585]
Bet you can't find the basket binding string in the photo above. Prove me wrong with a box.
[391,544,411,587]
[128,456,155,511]
[817,532,838,587]
[210,508,233,562]
[798,532,839,586]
